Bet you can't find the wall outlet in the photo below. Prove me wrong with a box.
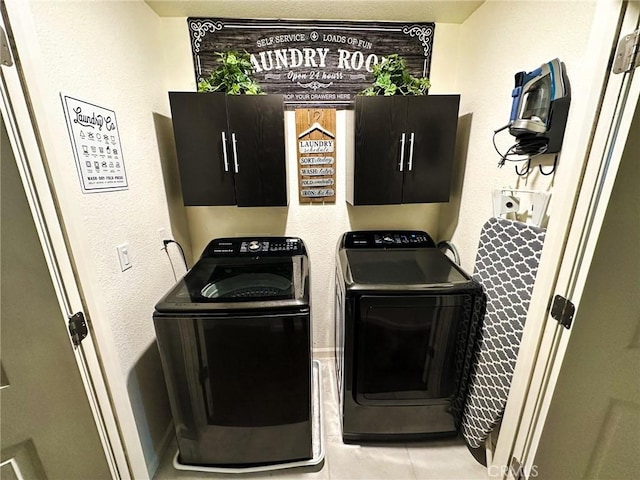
[158,228,167,250]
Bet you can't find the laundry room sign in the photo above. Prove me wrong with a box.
[61,94,128,193]
[188,18,434,108]
[296,109,336,203]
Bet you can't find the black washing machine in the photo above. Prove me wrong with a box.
[154,237,312,466]
[335,230,482,443]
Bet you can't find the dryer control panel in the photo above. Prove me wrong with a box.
[343,230,436,249]
[201,237,306,257]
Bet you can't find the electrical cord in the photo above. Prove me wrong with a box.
[493,127,548,168]
[163,239,189,272]
[437,240,461,266]
[163,248,177,281]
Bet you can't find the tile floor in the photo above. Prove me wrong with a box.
[154,359,487,480]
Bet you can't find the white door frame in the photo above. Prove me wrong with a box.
[2,1,158,477]
[513,4,640,477]
[0,6,130,480]
[490,1,640,477]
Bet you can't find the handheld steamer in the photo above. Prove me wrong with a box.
[508,58,571,154]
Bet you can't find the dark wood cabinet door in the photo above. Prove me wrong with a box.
[227,95,287,207]
[402,95,460,203]
[169,92,236,206]
[354,96,406,205]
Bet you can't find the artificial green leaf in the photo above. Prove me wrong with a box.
[358,53,430,96]
[198,50,263,95]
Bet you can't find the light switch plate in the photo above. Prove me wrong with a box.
[116,243,132,271]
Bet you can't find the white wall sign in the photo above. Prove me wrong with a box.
[299,139,334,153]
[301,188,335,197]
[301,178,334,187]
[61,94,128,193]
[299,156,334,165]
[300,167,334,176]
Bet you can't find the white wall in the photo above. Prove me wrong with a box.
[6,1,599,477]
[443,0,597,271]
[5,0,179,477]
[160,19,462,351]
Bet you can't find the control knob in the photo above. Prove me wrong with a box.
[248,240,261,252]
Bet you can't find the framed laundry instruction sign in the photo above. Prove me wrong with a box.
[61,94,128,193]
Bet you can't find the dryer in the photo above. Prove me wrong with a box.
[154,236,312,466]
[335,230,481,443]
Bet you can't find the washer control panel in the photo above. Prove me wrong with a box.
[240,239,301,253]
[343,230,436,249]
[202,237,305,257]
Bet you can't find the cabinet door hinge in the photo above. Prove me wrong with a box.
[550,294,575,329]
[613,29,640,74]
[68,312,88,346]
[0,25,13,67]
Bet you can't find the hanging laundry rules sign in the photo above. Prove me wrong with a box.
[296,109,336,203]
[188,18,434,108]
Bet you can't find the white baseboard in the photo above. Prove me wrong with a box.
[148,422,175,478]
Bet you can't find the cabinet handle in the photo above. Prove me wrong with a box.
[408,132,415,171]
[399,133,406,171]
[221,131,229,172]
[231,133,239,173]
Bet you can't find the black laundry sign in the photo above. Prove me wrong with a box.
[188,18,435,108]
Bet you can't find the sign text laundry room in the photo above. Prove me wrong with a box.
[188,18,435,108]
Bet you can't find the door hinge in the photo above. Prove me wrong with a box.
[0,25,13,67]
[68,312,88,346]
[613,29,640,74]
[509,457,526,480]
[550,294,575,329]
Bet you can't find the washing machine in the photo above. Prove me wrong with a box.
[335,230,482,443]
[154,236,312,467]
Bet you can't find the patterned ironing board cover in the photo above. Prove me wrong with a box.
[461,217,546,448]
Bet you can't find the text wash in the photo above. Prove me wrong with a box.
[250,48,385,73]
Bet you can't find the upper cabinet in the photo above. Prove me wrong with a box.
[169,92,287,207]
[349,95,460,205]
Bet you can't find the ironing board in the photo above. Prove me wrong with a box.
[461,217,546,448]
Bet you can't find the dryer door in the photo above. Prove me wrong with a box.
[355,294,470,405]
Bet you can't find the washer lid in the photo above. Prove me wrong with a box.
[345,248,470,286]
[155,255,309,312]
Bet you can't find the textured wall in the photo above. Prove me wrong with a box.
[9,0,179,476]
[442,0,597,271]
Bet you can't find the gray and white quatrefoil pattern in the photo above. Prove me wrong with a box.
[461,217,546,448]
